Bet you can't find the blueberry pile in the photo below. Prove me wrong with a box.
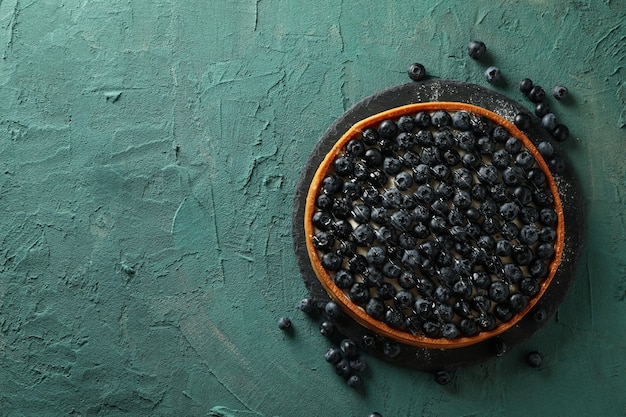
[310,108,559,341]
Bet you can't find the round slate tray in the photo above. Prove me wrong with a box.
[292,79,583,371]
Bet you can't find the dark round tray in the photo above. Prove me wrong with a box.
[292,79,583,371]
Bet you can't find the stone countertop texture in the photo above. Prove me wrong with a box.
[0,1,624,416]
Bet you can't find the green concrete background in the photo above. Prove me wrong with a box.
[0,1,624,416]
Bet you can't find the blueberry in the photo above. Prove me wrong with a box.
[340,338,359,359]
[414,112,431,128]
[472,271,491,290]
[470,183,488,202]
[398,271,417,289]
[334,269,354,289]
[495,239,513,257]
[415,184,435,203]
[452,111,472,130]
[452,279,473,299]
[401,249,421,269]
[324,301,343,319]
[499,202,519,222]
[361,128,379,145]
[349,283,370,304]
[462,152,481,169]
[431,110,452,128]
[348,254,368,273]
[385,308,405,329]
[465,207,481,222]
[537,141,555,159]
[429,215,448,234]
[366,246,387,266]
[528,85,545,103]
[536,243,555,260]
[514,113,531,130]
[519,206,538,225]
[533,309,547,323]
[316,193,334,210]
[371,207,390,225]
[477,314,496,330]
[334,358,351,378]
[441,323,459,339]
[477,164,498,184]
[422,321,441,338]
[382,188,403,208]
[346,375,361,388]
[368,413,383,417]
[414,298,435,319]
[349,357,367,372]
[477,234,496,251]
[519,78,533,93]
[552,85,568,100]
[322,174,343,194]
[435,370,452,385]
[471,116,493,136]
[402,151,421,168]
[412,222,430,239]
[513,245,533,266]
[552,124,569,142]
[415,129,434,146]
[394,171,414,191]
[454,258,474,277]
[539,227,556,243]
[396,132,415,150]
[542,113,557,132]
[534,102,550,118]
[333,219,354,240]
[452,190,472,209]
[431,198,450,217]
[529,259,548,279]
[492,125,509,143]
[368,169,388,187]
[382,261,402,279]
[362,267,384,287]
[519,224,539,245]
[467,40,487,59]
[504,136,522,154]
[412,164,431,184]
[352,224,375,246]
[383,156,402,175]
[503,263,523,283]
[278,316,291,330]
[319,321,335,336]
[325,347,342,364]
[361,186,380,206]
[494,304,513,322]
[364,148,384,167]
[501,222,519,240]
[527,351,543,368]
[378,119,398,139]
[376,282,396,300]
[383,340,401,357]
[515,150,535,170]
[435,286,451,303]
[398,115,416,132]
[492,149,511,169]
[436,183,455,200]
[465,222,481,240]
[412,205,430,223]
[312,211,334,231]
[484,66,502,83]
[351,204,371,224]
[405,315,422,335]
[459,318,478,336]
[299,297,315,314]
[520,277,540,296]
[443,149,461,166]
[321,251,343,270]
[334,156,354,177]
[408,63,426,81]
[434,129,454,150]
[338,240,356,256]
[548,156,566,173]
[489,280,510,303]
[313,231,335,252]
[345,138,366,157]
[527,168,546,187]
[374,226,395,244]
[332,197,352,218]
[472,295,491,313]
[402,194,419,209]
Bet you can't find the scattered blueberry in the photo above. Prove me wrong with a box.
[299,297,315,314]
[320,321,335,337]
[335,358,351,378]
[435,370,452,385]
[278,317,292,330]
[527,351,543,368]
[534,102,550,118]
[542,113,557,132]
[552,85,568,100]
[324,301,343,319]
[519,78,533,93]
[552,124,569,142]
[467,40,487,59]
[368,413,383,417]
[347,374,362,388]
[484,66,502,84]
[325,347,342,364]
[408,63,426,81]
[528,85,545,103]
[514,113,531,130]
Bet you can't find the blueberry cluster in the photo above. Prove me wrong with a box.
[311,109,559,340]
[325,338,368,388]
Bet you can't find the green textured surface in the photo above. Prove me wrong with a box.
[0,1,624,416]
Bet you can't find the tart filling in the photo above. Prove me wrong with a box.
[304,102,564,348]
